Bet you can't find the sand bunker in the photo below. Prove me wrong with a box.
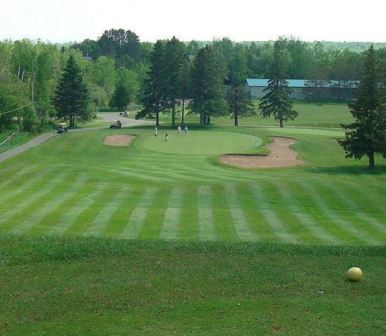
[104,135,136,147]
[220,137,303,168]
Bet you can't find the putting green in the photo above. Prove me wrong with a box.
[264,127,344,137]
[141,131,263,155]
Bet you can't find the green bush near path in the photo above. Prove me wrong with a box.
[0,132,35,154]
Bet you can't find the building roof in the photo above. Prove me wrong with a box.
[246,79,359,88]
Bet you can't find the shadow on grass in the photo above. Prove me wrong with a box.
[305,165,386,175]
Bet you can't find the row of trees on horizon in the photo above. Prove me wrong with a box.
[2,28,386,132]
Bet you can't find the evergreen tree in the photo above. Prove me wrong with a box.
[339,46,386,169]
[227,45,255,126]
[259,39,297,128]
[191,46,228,126]
[136,40,167,126]
[110,81,130,111]
[178,56,192,126]
[164,37,186,126]
[110,68,139,111]
[53,55,89,127]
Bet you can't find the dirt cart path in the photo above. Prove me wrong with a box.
[0,133,58,163]
[98,113,153,127]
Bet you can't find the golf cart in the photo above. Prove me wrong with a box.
[109,120,122,129]
[56,123,68,133]
[119,111,129,117]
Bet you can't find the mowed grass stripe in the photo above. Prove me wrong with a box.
[234,184,273,240]
[197,186,216,241]
[139,188,169,239]
[0,164,40,190]
[119,187,158,239]
[249,183,298,244]
[316,180,386,243]
[273,181,341,245]
[179,185,199,240]
[224,184,257,241]
[114,162,252,184]
[11,173,88,235]
[160,187,182,240]
[294,180,359,245]
[0,170,68,231]
[63,183,117,236]
[102,188,141,237]
[25,174,90,235]
[48,182,105,236]
[112,169,177,184]
[0,167,55,206]
[83,187,130,237]
[298,181,378,245]
[263,181,312,245]
[339,178,386,215]
[211,185,239,241]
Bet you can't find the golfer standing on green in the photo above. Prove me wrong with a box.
[164,131,169,142]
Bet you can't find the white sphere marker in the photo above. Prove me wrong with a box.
[347,267,363,282]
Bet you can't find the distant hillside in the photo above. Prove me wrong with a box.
[236,40,386,52]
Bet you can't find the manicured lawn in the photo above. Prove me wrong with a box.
[0,125,385,245]
[214,101,353,128]
[1,102,385,335]
[0,236,385,335]
[142,131,262,155]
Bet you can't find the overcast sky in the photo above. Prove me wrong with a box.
[1,0,385,43]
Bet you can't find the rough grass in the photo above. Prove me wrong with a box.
[0,235,385,335]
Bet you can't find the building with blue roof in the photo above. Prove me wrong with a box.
[246,79,358,101]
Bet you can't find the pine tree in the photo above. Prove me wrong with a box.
[136,40,167,126]
[259,39,297,128]
[178,57,192,126]
[191,46,228,126]
[339,46,386,169]
[110,81,130,111]
[53,55,89,127]
[164,37,186,126]
[227,45,255,126]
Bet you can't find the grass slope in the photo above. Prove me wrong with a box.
[0,236,385,335]
[0,126,385,245]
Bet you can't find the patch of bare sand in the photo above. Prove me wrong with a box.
[220,137,303,168]
[104,135,136,147]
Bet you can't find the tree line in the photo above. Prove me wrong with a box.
[2,29,386,133]
[0,29,146,132]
